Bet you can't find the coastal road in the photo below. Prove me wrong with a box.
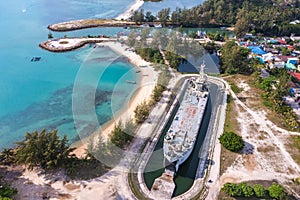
[205,77,228,200]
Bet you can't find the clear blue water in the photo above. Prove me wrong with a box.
[0,0,137,149]
[0,0,217,150]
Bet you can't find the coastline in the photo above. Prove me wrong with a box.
[47,0,144,32]
[115,0,145,20]
[72,41,157,157]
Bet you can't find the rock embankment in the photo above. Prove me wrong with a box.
[48,19,137,32]
[39,37,117,52]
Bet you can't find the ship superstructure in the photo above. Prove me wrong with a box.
[163,63,209,172]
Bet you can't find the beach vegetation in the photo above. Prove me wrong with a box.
[152,84,165,102]
[85,134,120,171]
[157,8,170,27]
[126,31,139,47]
[131,9,145,24]
[110,120,134,149]
[219,131,244,152]
[134,101,150,124]
[145,11,156,22]
[0,182,17,200]
[136,48,164,64]
[0,148,15,165]
[14,129,75,171]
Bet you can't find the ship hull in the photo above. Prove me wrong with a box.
[163,75,209,173]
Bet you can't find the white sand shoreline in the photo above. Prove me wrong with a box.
[115,0,144,20]
[73,41,157,157]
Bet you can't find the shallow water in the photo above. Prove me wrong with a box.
[0,0,137,149]
[0,0,219,150]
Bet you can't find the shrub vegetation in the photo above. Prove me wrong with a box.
[219,131,244,152]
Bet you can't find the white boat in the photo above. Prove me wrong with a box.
[163,62,209,172]
[154,23,162,28]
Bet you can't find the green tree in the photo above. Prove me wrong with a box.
[134,101,150,123]
[0,148,15,165]
[157,8,170,27]
[268,183,285,200]
[126,31,138,47]
[123,118,137,138]
[15,129,75,170]
[145,11,156,22]
[239,182,254,197]
[219,132,244,152]
[220,41,251,74]
[110,121,126,149]
[253,184,266,198]
[0,183,17,199]
[221,183,242,197]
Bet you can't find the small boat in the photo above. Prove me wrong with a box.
[126,80,136,84]
[31,57,41,62]
[136,70,141,73]
[154,23,162,28]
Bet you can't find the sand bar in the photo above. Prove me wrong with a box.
[115,0,145,20]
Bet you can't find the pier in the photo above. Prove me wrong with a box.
[39,37,117,52]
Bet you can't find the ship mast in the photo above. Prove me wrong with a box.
[198,61,207,84]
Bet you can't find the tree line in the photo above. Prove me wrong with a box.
[222,182,287,199]
[130,0,300,36]
[255,68,300,130]
[126,28,205,71]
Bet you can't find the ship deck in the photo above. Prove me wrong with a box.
[164,82,208,163]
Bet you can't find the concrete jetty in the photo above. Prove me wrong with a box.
[150,169,175,199]
[39,37,117,52]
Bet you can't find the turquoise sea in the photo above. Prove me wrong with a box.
[0,0,205,150]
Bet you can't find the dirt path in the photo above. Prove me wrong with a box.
[207,79,300,199]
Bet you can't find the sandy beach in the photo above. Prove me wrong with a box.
[115,0,144,20]
[0,41,158,200]
[73,41,157,157]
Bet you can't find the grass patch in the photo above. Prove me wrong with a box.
[220,92,241,175]
[128,169,148,200]
[229,82,243,94]
[220,147,239,175]
[256,145,275,154]
[285,135,300,166]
